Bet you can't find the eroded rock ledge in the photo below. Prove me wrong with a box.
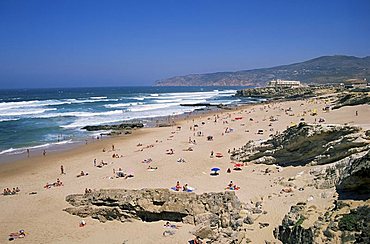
[64,189,251,243]
[231,123,369,167]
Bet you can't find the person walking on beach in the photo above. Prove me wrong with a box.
[26,149,30,158]
[60,165,65,175]
[43,150,46,156]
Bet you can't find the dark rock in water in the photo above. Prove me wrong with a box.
[273,203,314,244]
[64,189,247,243]
[180,103,215,107]
[82,122,144,131]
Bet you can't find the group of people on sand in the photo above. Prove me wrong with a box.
[135,144,154,152]
[142,158,152,164]
[225,181,239,190]
[44,178,63,189]
[174,181,189,192]
[112,153,122,158]
[84,188,93,194]
[95,159,108,168]
[112,168,134,179]
[8,229,26,241]
[3,187,20,195]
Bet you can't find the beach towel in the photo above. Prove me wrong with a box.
[170,187,194,192]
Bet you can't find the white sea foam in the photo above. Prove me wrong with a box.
[0,139,74,155]
[90,96,108,99]
[104,102,143,108]
[0,118,20,122]
[128,103,179,112]
[132,97,145,101]
[0,108,57,116]
[33,110,124,119]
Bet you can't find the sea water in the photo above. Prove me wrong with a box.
[0,86,259,157]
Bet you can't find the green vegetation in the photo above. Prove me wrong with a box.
[339,206,370,243]
[294,216,305,227]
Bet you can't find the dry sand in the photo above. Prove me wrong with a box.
[0,95,369,244]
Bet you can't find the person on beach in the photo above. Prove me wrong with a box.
[183,184,188,192]
[93,159,97,167]
[60,165,65,175]
[26,149,30,157]
[112,144,115,151]
[43,150,46,156]
[175,181,181,191]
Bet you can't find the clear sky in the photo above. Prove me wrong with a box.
[0,0,369,88]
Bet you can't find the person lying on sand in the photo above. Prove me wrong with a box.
[142,158,153,164]
[147,166,158,170]
[77,171,88,177]
[177,158,186,163]
[97,160,108,168]
[166,149,174,155]
[8,229,26,241]
[183,147,193,151]
[164,221,180,229]
[44,179,63,189]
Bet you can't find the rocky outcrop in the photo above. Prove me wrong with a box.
[332,91,370,109]
[231,123,370,167]
[82,122,144,131]
[273,203,314,244]
[275,200,370,244]
[336,150,370,200]
[64,189,250,243]
[235,87,316,100]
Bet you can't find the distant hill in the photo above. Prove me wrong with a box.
[155,55,370,86]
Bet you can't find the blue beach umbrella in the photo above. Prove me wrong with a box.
[211,167,220,172]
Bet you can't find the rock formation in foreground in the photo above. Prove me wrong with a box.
[64,189,254,243]
[231,123,370,243]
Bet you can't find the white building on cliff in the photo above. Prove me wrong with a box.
[267,79,302,88]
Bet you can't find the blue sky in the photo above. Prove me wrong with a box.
[0,0,369,88]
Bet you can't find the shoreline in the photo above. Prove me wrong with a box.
[0,103,242,165]
[0,90,368,244]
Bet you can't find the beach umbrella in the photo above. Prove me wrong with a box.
[211,167,220,172]
[234,163,243,168]
[215,153,223,158]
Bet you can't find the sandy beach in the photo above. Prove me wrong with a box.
[1,94,369,244]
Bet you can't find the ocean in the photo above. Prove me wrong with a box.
[0,86,259,158]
